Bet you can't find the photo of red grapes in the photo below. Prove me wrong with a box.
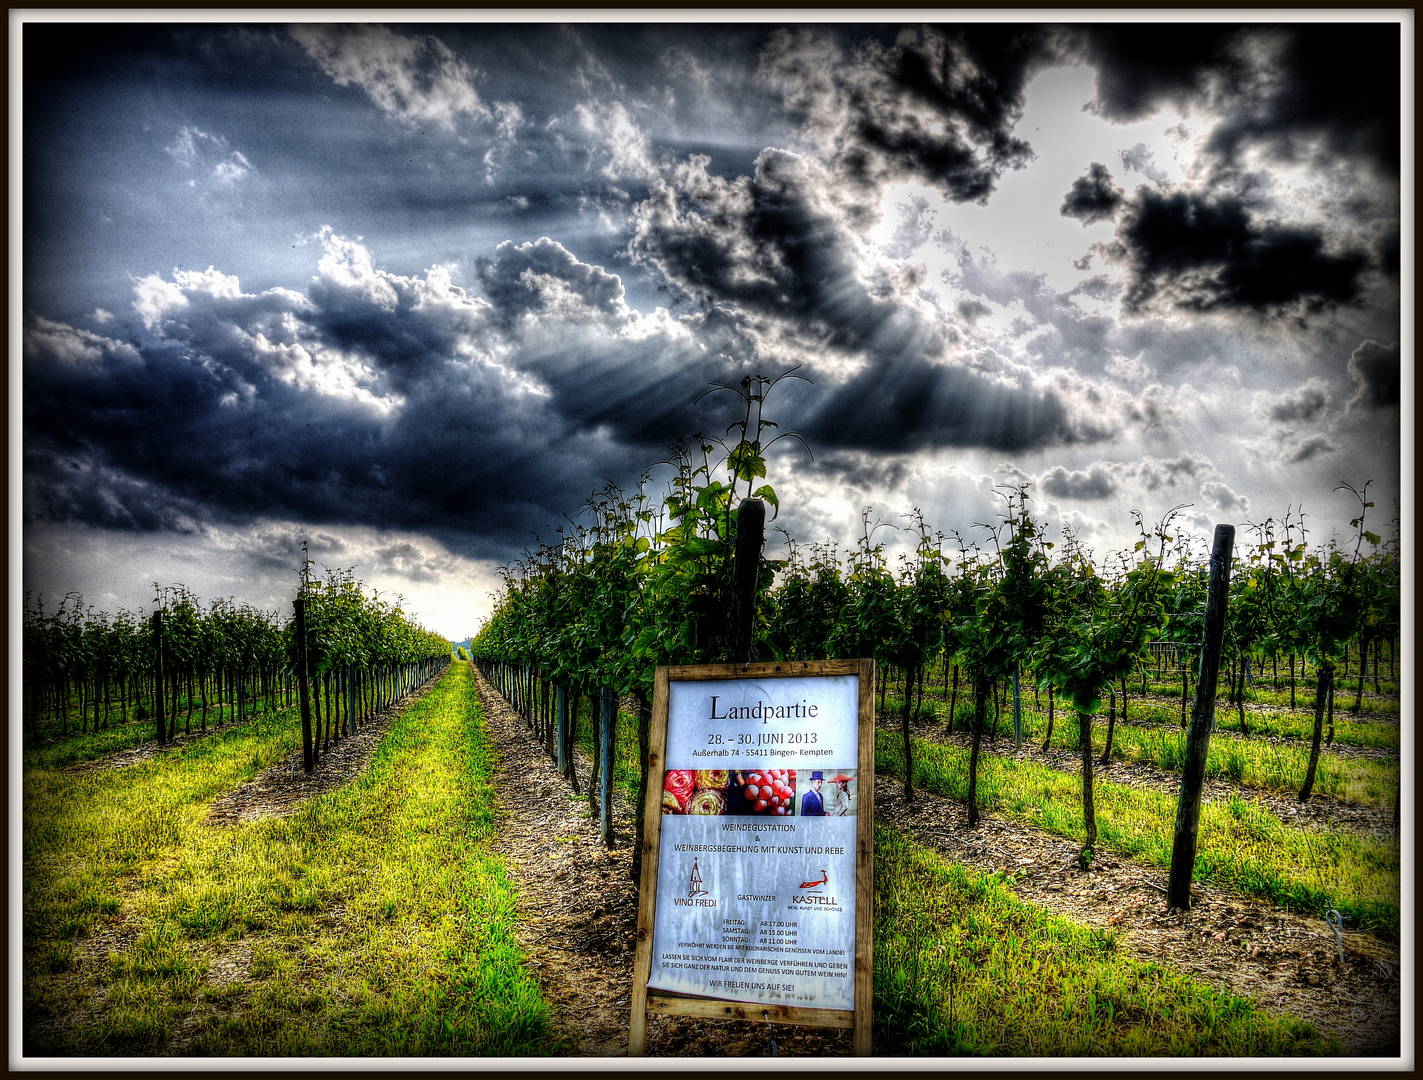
[728,768,797,816]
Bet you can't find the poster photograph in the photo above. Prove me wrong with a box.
[645,673,863,1012]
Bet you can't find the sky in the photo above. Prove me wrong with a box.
[16,15,1410,641]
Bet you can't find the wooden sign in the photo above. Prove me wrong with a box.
[629,659,875,1055]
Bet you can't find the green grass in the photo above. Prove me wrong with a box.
[872,824,1337,1055]
[878,731,1400,939]
[889,691,1399,802]
[1092,724,1398,807]
[24,696,294,772]
[23,705,304,948]
[900,677,1401,752]
[24,662,555,1056]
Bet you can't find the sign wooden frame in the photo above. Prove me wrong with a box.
[629,658,875,1055]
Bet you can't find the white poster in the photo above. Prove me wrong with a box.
[647,675,861,1011]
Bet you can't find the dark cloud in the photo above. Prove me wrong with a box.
[955,298,992,323]
[1281,433,1336,464]
[1114,188,1369,316]
[803,358,1081,454]
[633,148,1097,454]
[20,249,660,555]
[1040,464,1117,500]
[1137,452,1212,492]
[1204,25,1401,179]
[476,237,629,327]
[1080,24,1400,178]
[1060,162,1123,225]
[816,451,912,493]
[1346,339,1400,411]
[19,20,1402,579]
[1069,275,1118,302]
[762,25,1064,204]
[1078,25,1244,123]
[1253,378,1330,425]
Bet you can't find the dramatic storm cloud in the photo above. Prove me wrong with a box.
[20,17,1406,634]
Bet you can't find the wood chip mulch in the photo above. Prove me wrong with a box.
[472,667,852,1058]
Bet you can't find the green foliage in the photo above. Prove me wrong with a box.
[473,369,809,692]
[1034,508,1181,716]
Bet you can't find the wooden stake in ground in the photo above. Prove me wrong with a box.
[902,661,916,803]
[600,686,616,848]
[152,609,166,745]
[1012,662,1022,747]
[731,497,765,665]
[294,598,314,774]
[1167,523,1234,912]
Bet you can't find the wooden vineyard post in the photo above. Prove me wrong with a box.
[1012,662,1023,747]
[628,665,670,1058]
[1168,524,1234,911]
[732,497,765,665]
[556,683,569,775]
[294,598,314,774]
[629,658,875,1056]
[152,610,166,745]
[600,686,616,848]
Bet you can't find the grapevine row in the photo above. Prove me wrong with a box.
[472,376,1401,871]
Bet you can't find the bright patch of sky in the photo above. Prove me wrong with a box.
[871,65,1191,307]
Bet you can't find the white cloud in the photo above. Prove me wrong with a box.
[23,316,141,367]
[291,24,489,127]
[166,127,254,185]
[575,100,658,182]
[1200,479,1250,517]
[315,228,401,310]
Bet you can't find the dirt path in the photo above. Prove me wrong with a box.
[882,714,1398,837]
[61,710,267,775]
[482,673,1398,1058]
[472,666,852,1057]
[205,676,442,827]
[873,774,1400,1057]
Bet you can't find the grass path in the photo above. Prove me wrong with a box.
[24,661,553,1056]
[872,824,1339,1055]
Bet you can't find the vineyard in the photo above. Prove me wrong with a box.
[20,384,1403,1057]
[22,561,452,771]
[462,378,1403,1054]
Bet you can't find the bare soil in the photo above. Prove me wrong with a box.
[472,666,853,1057]
[483,674,1399,1058]
[205,679,440,827]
